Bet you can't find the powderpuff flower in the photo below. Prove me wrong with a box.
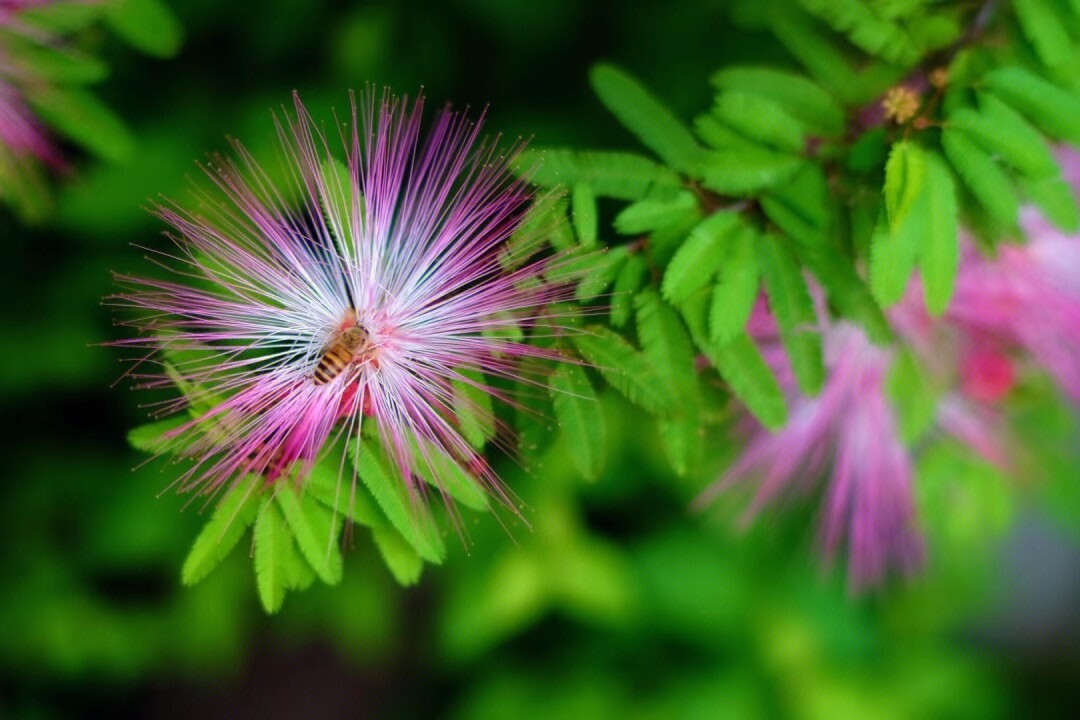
[698,149,1080,590]
[699,292,1011,590]
[112,91,570,509]
[698,306,924,590]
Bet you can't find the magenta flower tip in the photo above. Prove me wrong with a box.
[0,4,68,171]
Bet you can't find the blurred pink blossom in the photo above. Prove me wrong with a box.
[0,2,69,169]
[701,148,1080,589]
[698,310,924,590]
[946,232,1080,402]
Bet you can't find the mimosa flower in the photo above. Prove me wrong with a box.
[699,289,1013,589]
[114,91,569,508]
[698,310,924,590]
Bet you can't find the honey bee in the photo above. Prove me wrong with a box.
[313,309,372,385]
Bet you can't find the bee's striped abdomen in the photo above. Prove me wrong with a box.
[313,342,352,385]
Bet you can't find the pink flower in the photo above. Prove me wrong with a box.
[959,343,1014,404]
[0,6,66,170]
[0,81,60,166]
[700,290,1011,589]
[113,91,569,506]
[703,145,1080,589]
[1059,145,1080,189]
[699,306,923,590]
[945,226,1080,403]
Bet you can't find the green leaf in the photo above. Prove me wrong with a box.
[516,377,556,462]
[884,140,927,237]
[769,7,904,105]
[410,442,490,511]
[886,349,939,444]
[282,536,317,592]
[571,326,674,414]
[160,361,241,446]
[319,156,356,242]
[162,361,212,414]
[19,2,103,32]
[1014,0,1072,69]
[711,92,806,153]
[636,291,702,475]
[253,499,292,614]
[521,149,682,200]
[661,211,741,303]
[501,197,564,269]
[756,235,824,394]
[3,35,107,83]
[648,206,705,266]
[546,246,628,301]
[757,164,891,342]
[613,190,698,234]
[710,225,759,344]
[303,459,382,526]
[482,310,525,347]
[941,128,1019,227]
[949,96,1057,179]
[372,527,424,585]
[656,414,702,478]
[869,208,917,306]
[453,369,496,450]
[549,364,605,481]
[907,13,965,53]
[26,87,134,162]
[589,63,705,174]
[352,438,445,563]
[181,476,262,586]
[795,244,893,344]
[694,113,753,151]
[770,9,858,97]
[759,162,832,241]
[920,152,960,315]
[679,290,786,429]
[711,333,788,430]
[847,127,889,174]
[127,415,187,453]
[571,184,598,247]
[677,287,711,346]
[873,141,930,305]
[710,66,845,137]
[699,147,804,195]
[610,253,649,328]
[1022,175,1080,233]
[568,246,630,302]
[796,0,919,65]
[636,291,699,401]
[984,67,1080,145]
[104,0,184,58]
[276,485,344,585]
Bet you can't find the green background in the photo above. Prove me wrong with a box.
[2,1,1079,717]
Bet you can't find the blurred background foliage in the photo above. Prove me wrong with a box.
[2,0,1080,717]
